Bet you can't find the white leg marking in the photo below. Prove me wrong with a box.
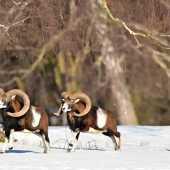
[31,106,41,127]
[41,134,47,153]
[70,138,78,152]
[9,129,14,150]
[0,137,8,153]
[42,134,50,154]
[97,108,107,128]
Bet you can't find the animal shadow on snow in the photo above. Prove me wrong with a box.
[5,150,40,154]
[165,149,170,152]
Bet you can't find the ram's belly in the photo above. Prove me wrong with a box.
[86,127,104,134]
[20,129,40,133]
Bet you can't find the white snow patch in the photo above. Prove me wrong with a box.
[0,126,170,170]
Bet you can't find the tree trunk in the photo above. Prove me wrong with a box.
[91,0,138,125]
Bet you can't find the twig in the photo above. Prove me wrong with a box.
[0,16,30,43]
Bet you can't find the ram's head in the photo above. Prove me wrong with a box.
[0,88,30,117]
[54,92,91,117]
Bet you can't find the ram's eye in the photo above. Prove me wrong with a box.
[70,99,74,103]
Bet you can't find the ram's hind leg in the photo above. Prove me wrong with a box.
[102,129,120,150]
[42,133,50,154]
[111,136,118,150]
[33,132,50,154]
[114,131,121,150]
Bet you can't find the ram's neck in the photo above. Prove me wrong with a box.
[11,99,22,112]
[75,102,86,113]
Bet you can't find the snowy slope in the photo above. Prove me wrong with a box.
[0,126,170,170]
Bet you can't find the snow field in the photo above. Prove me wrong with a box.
[0,126,170,170]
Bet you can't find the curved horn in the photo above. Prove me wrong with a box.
[6,89,30,117]
[54,92,69,116]
[69,92,91,117]
[61,92,69,99]
[0,88,5,95]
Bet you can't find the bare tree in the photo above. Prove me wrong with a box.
[89,0,138,125]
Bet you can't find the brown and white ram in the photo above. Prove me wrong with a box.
[0,88,50,154]
[54,92,121,152]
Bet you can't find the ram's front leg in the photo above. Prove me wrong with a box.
[69,128,80,152]
[69,139,74,147]
[0,129,12,153]
[8,129,14,150]
[69,128,80,147]
[0,137,9,153]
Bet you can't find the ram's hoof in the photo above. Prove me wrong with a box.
[67,149,75,153]
[66,149,71,153]
[0,151,4,154]
[114,147,118,150]
[9,147,13,150]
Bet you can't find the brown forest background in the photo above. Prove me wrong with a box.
[0,0,170,126]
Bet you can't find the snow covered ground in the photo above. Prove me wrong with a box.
[0,126,170,170]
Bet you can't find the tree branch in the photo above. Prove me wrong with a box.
[102,0,170,49]
[0,16,83,87]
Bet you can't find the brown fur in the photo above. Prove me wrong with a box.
[15,106,49,135]
[75,102,86,114]
[102,109,118,133]
[68,112,75,124]
[12,99,22,112]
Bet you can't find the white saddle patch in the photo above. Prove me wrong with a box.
[97,108,107,129]
[31,106,41,127]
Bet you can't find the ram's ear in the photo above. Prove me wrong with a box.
[11,95,16,100]
[75,99,80,103]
